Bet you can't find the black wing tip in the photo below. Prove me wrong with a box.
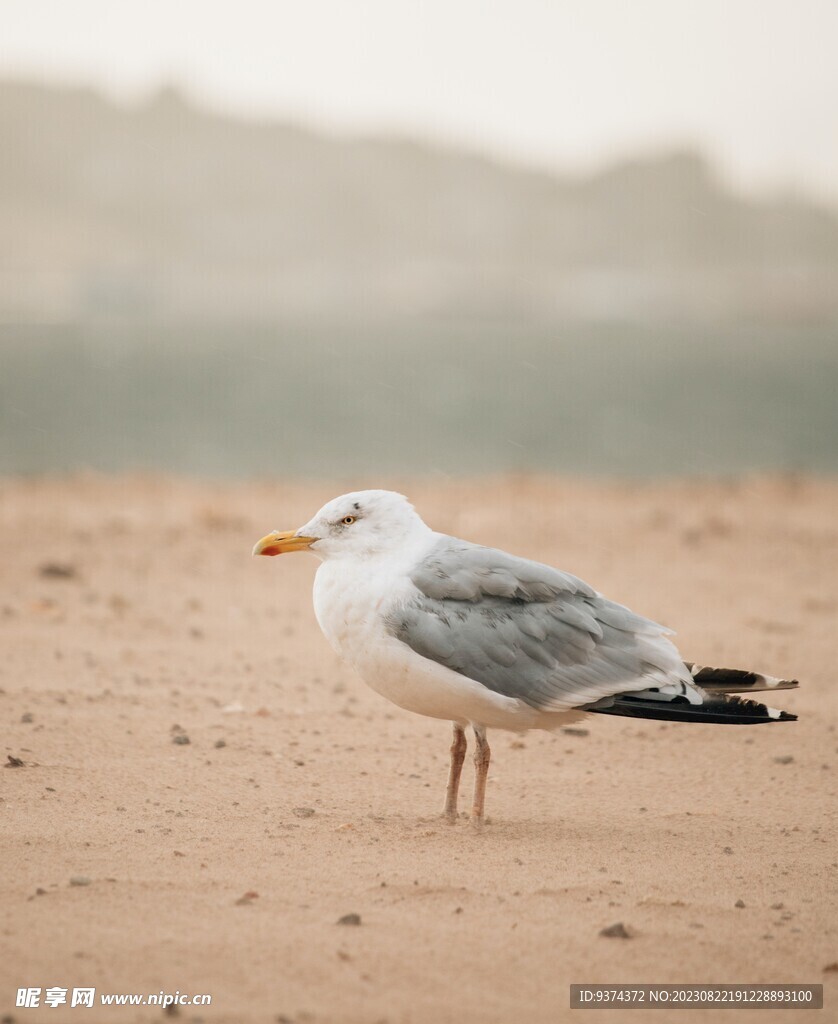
[686,664,800,693]
[589,693,798,724]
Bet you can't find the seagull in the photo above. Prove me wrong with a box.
[253,490,798,825]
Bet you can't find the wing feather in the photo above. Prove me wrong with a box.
[387,537,690,711]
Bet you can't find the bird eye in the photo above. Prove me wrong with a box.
[341,515,356,526]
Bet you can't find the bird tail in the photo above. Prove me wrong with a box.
[684,662,799,694]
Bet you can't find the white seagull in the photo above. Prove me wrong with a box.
[253,490,797,824]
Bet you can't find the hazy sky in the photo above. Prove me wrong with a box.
[4,0,838,202]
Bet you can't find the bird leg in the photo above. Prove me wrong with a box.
[470,724,491,826]
[443,723,467,822]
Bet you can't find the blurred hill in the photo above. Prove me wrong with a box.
[2,78,837,326]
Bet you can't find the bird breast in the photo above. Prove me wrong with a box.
[312,556,408,668]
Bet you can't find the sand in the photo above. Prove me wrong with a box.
[1,474,836,1024]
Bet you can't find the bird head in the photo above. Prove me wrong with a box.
[252,490,429,561]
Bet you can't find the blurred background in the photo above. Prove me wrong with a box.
[1,0,837,478]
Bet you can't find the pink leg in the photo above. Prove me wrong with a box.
[443,723,467,822]
[470,725,491,825]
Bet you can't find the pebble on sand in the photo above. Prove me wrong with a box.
[39,562,77,579]
[599,922,632,939]
[337,913,362,926]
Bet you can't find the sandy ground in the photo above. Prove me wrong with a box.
[1,474,836,1024]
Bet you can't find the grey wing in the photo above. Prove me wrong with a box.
[387,537,692,711]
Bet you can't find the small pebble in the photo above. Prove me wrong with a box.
[214,739,226,749]
[773,755,794,765]
[21,712,34,723]
[172,734,190,745]
[337,913,362,926]
[599,922,632,939]
[70,876,92,887]
[39,562,77,578]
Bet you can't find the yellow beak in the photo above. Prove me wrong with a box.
[252,530,317,557]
